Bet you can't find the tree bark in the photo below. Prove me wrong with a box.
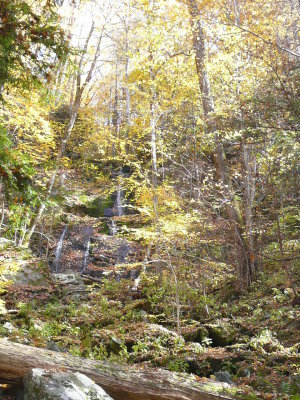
[0,339,232,400]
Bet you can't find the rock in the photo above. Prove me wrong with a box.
[215,371,233,385]
[3,263,50,287]
[3,321,16,334]
[206,320,236,347]
[53,273,82,286]
[103,208,114,217]
[139,310,148,322]
[148,324,180,338]
[33,319,44,331]
[108,335,123,354]
[46,341,68,353]
[53,273,87,301]
[182,324,209,343]
[237,368,251,378]
[24,368,113,400]
[91,329,122,355]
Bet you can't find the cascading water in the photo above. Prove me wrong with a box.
[108,172,124,236]
[109,219,118,236]
[82,226,93,273]
[115,183,123,217]
[114,168,124,217]
[118,242,130,263]
[54,226,68,272]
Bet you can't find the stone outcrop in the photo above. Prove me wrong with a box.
[24,369,113,400]
[52,272,87,301]
[206,320,236,347]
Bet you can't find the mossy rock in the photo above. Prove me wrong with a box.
[181,324,209,343]
[67,195,114,218]
[206,320,236,347]
[91,329,123,355]
[85,196,114,218]
[108,335,123,354]
[4,263,50,288]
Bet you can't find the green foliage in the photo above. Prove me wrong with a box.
[132,339,149,354]
[141,274,169,310]
[249,329,283,354]
[166,358,189,373]
[0,0,68,94]
[91,344,109,361]
[0,124,35,195]
[0,123,41,240]
[40,320,64,339]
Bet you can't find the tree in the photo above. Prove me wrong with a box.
[0,0,68,97]
[23,0,116,246]
[184,0,254,288]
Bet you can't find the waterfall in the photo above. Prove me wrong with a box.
[82,237,91,273]
[115,183,123,216]
[131,264,146,291]
[82,226,93,273]
[118,242,130,263]
[54,226,68,273]
[131,275,141,292]
[109,219,118,236]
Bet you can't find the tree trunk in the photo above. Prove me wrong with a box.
[0,340,232,400]
[242,141,257,281]
[0,182,5,232]
[186,0,252,288]
[124,0,131,139]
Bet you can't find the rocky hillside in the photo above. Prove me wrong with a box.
[0,177,299,399]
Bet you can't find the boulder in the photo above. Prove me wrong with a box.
[206,320,236,347]
[182,324,209,343]
[24,369,113,400]
[46,341,68,353]
[3,262,50,288]
[215,371,233,385]
[52,273,87,301]
[3,321,16,334]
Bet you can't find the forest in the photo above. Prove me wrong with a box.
[0,0,299,399]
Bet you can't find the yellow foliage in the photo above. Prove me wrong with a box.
[0,91,55,163]
[136,184,182,217]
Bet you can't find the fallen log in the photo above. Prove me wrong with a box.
[0,339,234,400]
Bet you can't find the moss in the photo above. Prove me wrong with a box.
[85,196,114,217]
[236,393,259,400]
[182,325,209,343]
[78,194,90,204]
[207,322,236,347]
